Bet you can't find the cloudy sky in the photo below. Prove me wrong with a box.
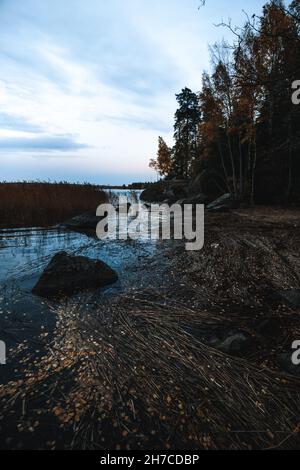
[0,0,266,185]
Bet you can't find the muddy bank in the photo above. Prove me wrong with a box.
[0,207,300,450]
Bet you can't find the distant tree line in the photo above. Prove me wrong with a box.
[150,0,300,204]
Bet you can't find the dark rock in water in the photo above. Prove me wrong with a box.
[168,184,188,202]
[61,211,106,231]
[207,193,238,213]
[140,181,188,204]
[277,353,300,377]
[163,189,176,201]
[278,290,300,307]
[176,193,209,206]
[32,251,118,298]
[140,186,165,203]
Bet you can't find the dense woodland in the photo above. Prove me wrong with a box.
[150,0,300,204]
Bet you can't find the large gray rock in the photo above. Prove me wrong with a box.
[207,193,237,213]
[32,252,118,298]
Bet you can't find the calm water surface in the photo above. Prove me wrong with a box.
[0,190,168,292]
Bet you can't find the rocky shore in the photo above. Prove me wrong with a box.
[0,205,299,450]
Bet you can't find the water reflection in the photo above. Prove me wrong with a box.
[0,191,159,290]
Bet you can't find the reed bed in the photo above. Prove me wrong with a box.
[0,182,107,228]
[1,288,300,450]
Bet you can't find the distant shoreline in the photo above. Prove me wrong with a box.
[99,183,151,191]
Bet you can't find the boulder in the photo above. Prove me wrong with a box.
[140,181,189,204]
[214,331,252,355]
[32,252,118,298]
[176,193,209,206]
[61,211,106,231]
[207,193,237,213]
[169,182,189,201]
[183,325,252,356]
[140,186,165,203]
[161,189,179,205]
[163,189,176,200]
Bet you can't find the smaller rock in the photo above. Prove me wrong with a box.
[32,251,118,298]
[140,185,165,203]
[177,193,209,206]
[216,332,251,355]
[207,193,238,213]
[163,189,176,201]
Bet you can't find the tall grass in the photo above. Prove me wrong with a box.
[0,181,107,228]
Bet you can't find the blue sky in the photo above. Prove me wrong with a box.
[0,0,267,185]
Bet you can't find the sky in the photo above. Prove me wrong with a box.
[0,0,267,185]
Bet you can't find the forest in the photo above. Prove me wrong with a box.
[150,0,300,205]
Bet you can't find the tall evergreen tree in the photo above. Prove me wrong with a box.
[172,88,201,178]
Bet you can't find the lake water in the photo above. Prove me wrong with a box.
[0,190,170,293]
[0,190,182,385]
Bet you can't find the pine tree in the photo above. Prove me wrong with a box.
[172,88,201,178]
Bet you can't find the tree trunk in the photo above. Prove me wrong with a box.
[238,130,244,199]
[251,137,257,206]
[217,140,232,193]
[286,115,293,202]
[227,132,238,197]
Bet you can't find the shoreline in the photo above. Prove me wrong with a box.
[0,207,300,449]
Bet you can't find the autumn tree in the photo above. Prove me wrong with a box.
[196,72,233,194]
[254,0,300,201]
[149,0,300,204]
[233,25,262,203]
[149,137,172,177]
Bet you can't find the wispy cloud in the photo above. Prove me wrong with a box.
[0,135,89,152]
[0,0,266,184]
[0,112,44,133]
